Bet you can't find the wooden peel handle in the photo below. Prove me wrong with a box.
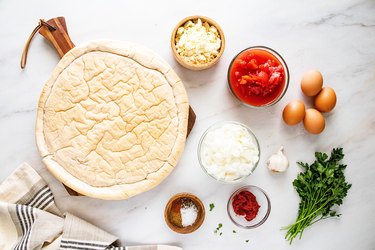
[39,17,75,57]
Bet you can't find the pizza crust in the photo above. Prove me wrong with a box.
[36,41,189,200]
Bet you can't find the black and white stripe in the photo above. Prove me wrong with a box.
[106,247,126,250]
[25,185,54,210]
[60,239,111,250]
[13,204,35,250]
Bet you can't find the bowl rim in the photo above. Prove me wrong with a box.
[227,185,271,229]
[197,121,261,184]
[164,192,205,234]
[227,45,290,108]
[170,15,226,71]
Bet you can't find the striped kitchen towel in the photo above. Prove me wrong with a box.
[0,163,182,250]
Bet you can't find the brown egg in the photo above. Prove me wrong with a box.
[282,100,306,125]
[301,70,323,96]
[303,109,325,134]
[315,87,337,112]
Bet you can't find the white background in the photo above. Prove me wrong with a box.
[0,0,374,249]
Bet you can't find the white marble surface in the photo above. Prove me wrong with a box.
[1,0,375,249]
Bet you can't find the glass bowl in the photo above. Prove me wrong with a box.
[227,46,289,108]
[197,121,260,184]
[227,185,271,229]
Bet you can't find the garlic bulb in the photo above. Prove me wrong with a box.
[267,147,289,172]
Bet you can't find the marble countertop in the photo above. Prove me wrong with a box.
[1,0,374,249]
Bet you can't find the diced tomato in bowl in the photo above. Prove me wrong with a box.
[228,46,289,107]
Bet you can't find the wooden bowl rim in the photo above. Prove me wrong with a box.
[170,15,226,71]
[164,192,205,234]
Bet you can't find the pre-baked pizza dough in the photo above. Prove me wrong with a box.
[36,41,189,200]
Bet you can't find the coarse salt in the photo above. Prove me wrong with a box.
[180,202,198,227]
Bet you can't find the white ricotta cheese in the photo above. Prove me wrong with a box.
[200,123,259,182]
[175,18,221,64]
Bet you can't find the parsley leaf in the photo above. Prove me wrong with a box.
[214,223,223,235]
[209,203,215,211]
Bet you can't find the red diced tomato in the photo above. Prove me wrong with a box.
[239,79,247,85]
[257,71,269,84]
[247,59,258,70]
[239,59,247,67]
[229,48,285,106]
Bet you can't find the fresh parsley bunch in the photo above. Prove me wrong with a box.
[283,148,351,244]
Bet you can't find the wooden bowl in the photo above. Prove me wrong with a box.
[164,193,205,234]
[171,15,225,71]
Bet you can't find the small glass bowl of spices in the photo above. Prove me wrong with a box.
[164,193,205,234]
[227,185,271,229]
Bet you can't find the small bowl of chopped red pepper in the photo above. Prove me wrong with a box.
[228,46,289,108]
[227,185,271,228]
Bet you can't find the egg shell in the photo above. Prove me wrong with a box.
[301,70,323,96]
[303,108,325,134]
[315,87,337,112]
[282,100,306,125]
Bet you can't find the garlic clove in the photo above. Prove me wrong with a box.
[267,146,289,173]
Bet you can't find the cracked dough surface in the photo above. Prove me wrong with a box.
[36,41,189,200]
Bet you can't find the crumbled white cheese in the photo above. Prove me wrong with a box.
[200,123,259,182]
[175,18,221,65]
